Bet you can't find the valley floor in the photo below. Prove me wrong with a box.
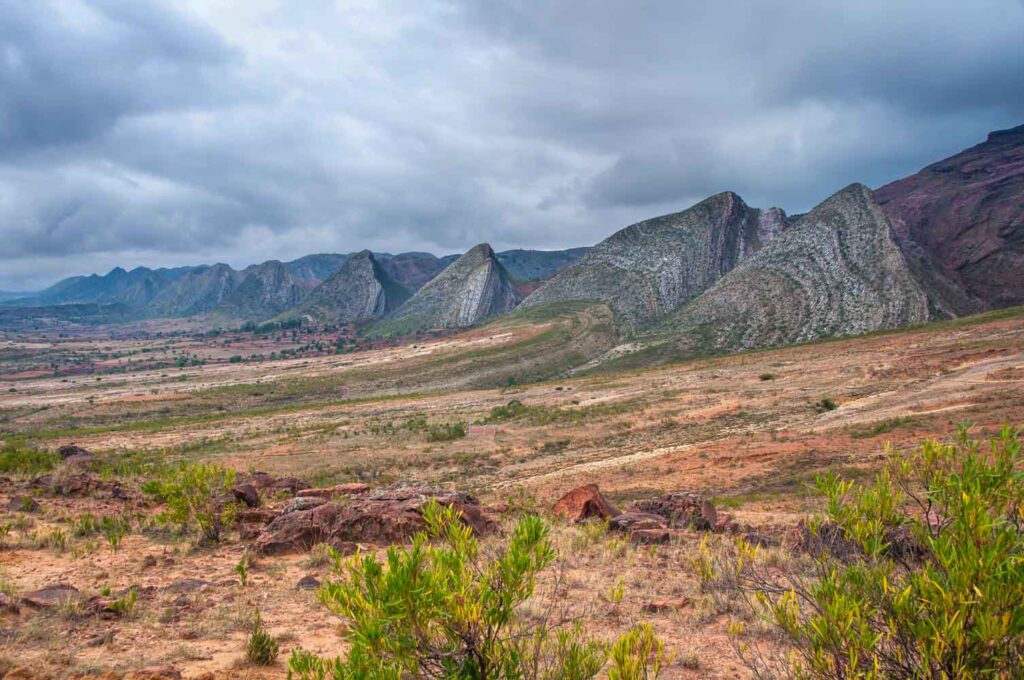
[1,307,1023,677]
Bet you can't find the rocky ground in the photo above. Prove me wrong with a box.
[0,306,1023,678]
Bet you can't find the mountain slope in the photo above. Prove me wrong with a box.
[286,250,410,324]
[521,192,787,328]
[874,123,1024,312]
[215,261,312,320]
[496,248,590,282]
[648,184,930,358]
[147,264,243,318]
[374,244,519,334]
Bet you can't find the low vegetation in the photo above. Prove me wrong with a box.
[289,501,665,679]
[141,461,238,542]
[727,425,1024,678]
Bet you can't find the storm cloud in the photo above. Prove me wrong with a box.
[2,0,1023,290]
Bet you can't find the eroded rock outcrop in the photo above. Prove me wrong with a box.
[523,193,788,328]
[653,184,931,357]
[252,485,495,555]
[287,250,411,324]
[377,244,519,333]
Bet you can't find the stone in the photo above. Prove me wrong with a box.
[85,631,115,647]
[58,444,90,460]
[296,483,371,498]
[21,583,83,609]
[283,496,328,513]
[289,250,411,324]
[552,484,620,523]
[628,528,673,544]
[296,575,321,591]
[253,484,495,555]
[5,495,38,512]
[608,512,668,533]
[231,483,259,508]
[630,492,718,531]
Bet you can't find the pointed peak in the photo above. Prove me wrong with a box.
[350,249,376,262]
[465,243,496,259]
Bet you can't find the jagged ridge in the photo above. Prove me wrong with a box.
[522,192,787,328]
[650,184,931,357]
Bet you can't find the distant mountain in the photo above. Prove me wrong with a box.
[376,252,457,291]
[647,184,931,358]
[283,254,349,284]
[522,192,788,328]
[286,250,410,324]
[373,244,519,335]
[496,248,590,282]
[147,263,242,318]
[9,265,199,308]
[214,261,312,319]
[875,123,1024,313]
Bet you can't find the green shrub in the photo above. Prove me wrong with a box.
[109,589,137,618]
[734,424,1024,678]
[102,515,130,552]
[0,444,58,475]
[815,398,837,412]
[481,399,529,423]
[289,501,664,679]
[608,623,667,680]
[246,610,279,665]
[142,462,237,542]
[426,422,466,442]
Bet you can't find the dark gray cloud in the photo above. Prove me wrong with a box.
[2,0,1023,290]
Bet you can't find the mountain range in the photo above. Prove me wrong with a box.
[3,124,1022,364]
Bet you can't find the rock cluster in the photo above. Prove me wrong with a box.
[250,484,496,555]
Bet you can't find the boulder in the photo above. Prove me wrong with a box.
[552,484,620,523]
[124,667,182,680]
[283,496,328,514]
[629,492,718,530]
[5,495,38,512]
[162,578,215,594]
[231,483,260,508]
[609,512,669,533]
[296,483,370,498]
[253,484,496,555]
[30,472,97,497]
[296,575,321,591]
[58,444,90,460]
[21,583,83,609]
[249,472,309,496]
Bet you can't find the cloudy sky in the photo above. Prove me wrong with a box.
[2,0,1023,290]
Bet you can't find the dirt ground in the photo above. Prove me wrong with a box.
[1,307,1022,678]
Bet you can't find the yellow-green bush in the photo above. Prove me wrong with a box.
[735,424,1024,678]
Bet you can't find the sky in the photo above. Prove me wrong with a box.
[2,0,1024,291]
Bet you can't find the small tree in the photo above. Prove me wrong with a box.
[733,424,1024,678]
[142,462,237,542]
[289,501,664,679]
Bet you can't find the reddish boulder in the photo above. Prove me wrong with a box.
[21,583,83,609]
[5,495,39,512]
[552,484,620,523]
[642,597,691,613]
[253,485,495,555]
[231,483,260,508]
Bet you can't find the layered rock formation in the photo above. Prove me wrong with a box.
[654,184,931,356]
[522,192,788,328]
[214,260,311,319]
[377,244,519,334]
[289,250,410,324]
[875,124,1024,312]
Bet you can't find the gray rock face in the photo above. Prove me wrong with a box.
[289,250,410,324]
[148,263,242,317]
[522,192,787,328]
[380,244,519,333]
[217,260,311,319]
[653,184,931,356]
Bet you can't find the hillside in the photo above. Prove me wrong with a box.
[875,123,1024,313]
[522,192,787,328]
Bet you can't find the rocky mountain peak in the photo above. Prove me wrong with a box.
[287,249,409,324]
[374,242,519,334]
[522,191,786,327]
